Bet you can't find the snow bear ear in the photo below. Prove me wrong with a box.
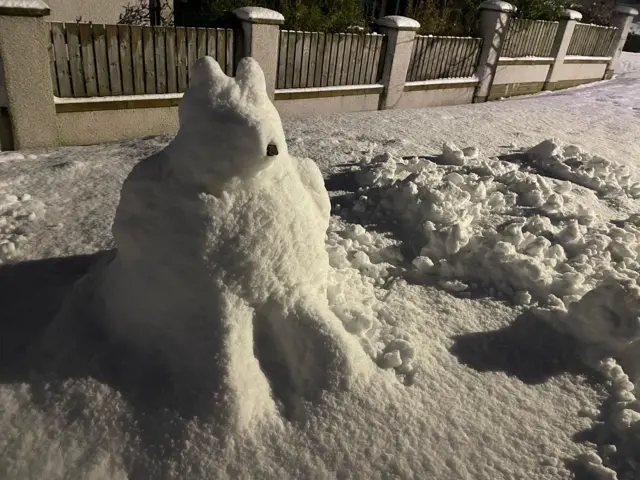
[235,57,267,99]
[189,56,227,91]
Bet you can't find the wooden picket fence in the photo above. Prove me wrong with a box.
[276,31,387,89]
[407,35,483,81]
[567,23,617,57]
[500,18,559,58]
[49,22,235,98]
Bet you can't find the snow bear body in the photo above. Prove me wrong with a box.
[98,57,369,429]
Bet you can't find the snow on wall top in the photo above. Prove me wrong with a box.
[614,5,639,16]
[0,0,50,16]
[376,15,421,31]
[233,6,285,25]
[562,9,583,21]
[479,0,518,13]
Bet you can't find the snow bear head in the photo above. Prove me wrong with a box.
[169,56,287,186]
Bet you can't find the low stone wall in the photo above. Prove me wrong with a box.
[547,57,609,89]
[397,80,477,109]
[488,58,552,100]
[273,86,383,116]
[55,96,180,146]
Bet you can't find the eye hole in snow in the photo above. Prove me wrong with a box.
[266,144,279,157]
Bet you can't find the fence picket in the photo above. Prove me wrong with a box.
[118,26,134,95]
[226,29,234,75]
[277,31,287,89]
[79,23,98,96]
[371,34,384,84]
[176,27,188,92]
[285,31,296,88]
[360,34,373,84]
[293,32,304,88]
[51,23,72,97]
[352,35,364,85]
[92,24,111,96]
[66,23,85,97]
[187,27,197,83]
[197,28,207,60]
[48,32,59,97]
[216,29,226,73]
[155,27,167,93]
[315,33,326,87]
[142,26,156,94]
[320,34,331,87]
[307,32,318,88]
[130,26,145,94]
[165,28,178,93]
[300,32,311,88]
[106,25,122,95]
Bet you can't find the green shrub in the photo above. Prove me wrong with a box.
[175,0,369,32]
[406,0,571,36]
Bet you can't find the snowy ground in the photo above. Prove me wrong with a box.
[0,53,639,480]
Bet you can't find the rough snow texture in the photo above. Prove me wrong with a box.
[353,139,640,360]
[0,184,44,263]
[97,56,371,430]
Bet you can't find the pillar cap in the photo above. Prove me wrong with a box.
[0,0,50,17]
[478,0,517,13]
[614,5,638,16]
[233,6,285,25]
[376,15,421,31]
[561,9,582,20]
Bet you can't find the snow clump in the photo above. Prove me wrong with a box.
[352,139,640,357]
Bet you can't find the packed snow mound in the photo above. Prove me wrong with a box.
[526,139,640,198]
[89,56,372,431]
[352,140,640,356]
[326,217,416,379]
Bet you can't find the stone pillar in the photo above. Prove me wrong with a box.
[234,6,285,100]
[604,5,638,80]
[376,15,420,110]
[473,0,517,103]
[543,9,582,91]
[0,0,58,149]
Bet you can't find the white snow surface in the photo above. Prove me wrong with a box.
[1,53,640,479]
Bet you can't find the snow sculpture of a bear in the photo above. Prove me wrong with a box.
[98,57,370,429]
